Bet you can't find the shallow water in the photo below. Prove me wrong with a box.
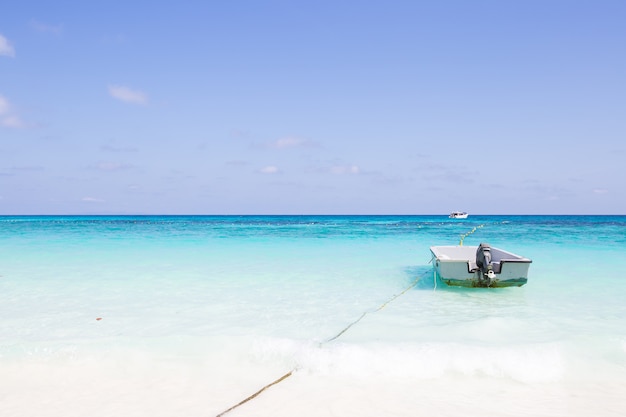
[1,215,625,416]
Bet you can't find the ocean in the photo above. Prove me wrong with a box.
[1,215,625,416]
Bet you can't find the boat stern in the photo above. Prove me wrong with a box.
[430,245,531,288]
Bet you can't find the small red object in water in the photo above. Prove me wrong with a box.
[96,317,102,321]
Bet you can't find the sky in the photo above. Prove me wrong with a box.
[1,1,625,215]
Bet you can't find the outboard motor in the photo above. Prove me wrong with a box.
[476,243,496,286]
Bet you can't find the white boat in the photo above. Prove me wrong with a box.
[430,243,532,287]
[449,211,468,219]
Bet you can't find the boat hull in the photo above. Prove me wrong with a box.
[449,212,468,219]
[430,245,531,288]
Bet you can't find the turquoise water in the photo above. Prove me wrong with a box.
[1,215,625,416]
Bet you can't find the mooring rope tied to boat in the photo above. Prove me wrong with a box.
[324,274,422,343]
[214,276,421,417]
[324,311,368,343]
[459,224,486,246]
[459,221,512,246]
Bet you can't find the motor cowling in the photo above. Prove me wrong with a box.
[476,243,495,285]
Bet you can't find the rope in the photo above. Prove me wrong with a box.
[215,371,293,417]
[214,276,421,417]
[375,277,421,310]
[324,276,420,344]
[324,311,367,343]
[459,224,485,246]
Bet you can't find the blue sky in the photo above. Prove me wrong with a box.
[1,1,625,214]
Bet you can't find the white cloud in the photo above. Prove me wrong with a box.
[11,165,44,171]
[92,161,133,171]
[101,144,138,152]
[1,115,23,128]
[266,136,316,149]
[593,188,608,194]
[0,34,15,57]
[259,165,279,174]
[0,95,24,128]
[108,85,148,104]
[254,136,319,150]
[82,197,105,203]
[0,96,9,114]
[330,165,360,175]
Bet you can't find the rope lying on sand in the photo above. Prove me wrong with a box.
[214,275,422,416]
[215,371,294,417]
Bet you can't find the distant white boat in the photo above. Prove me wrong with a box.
[449,211,468,219]
[430,243,532,288]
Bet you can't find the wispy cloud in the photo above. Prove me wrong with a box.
[0,34,15,57]
[0,96,8,114]
[330,165,360,175]
[82,197,105,203]
[1,115,23,128]
[273,137,316,149]
[101,144,138,153]
[593,188,608,194]
[108,85,148,105]
[259,165,280,174]
[90,161,134,172]
[30,20,63,35]
[0,95,24,128]
[11,165,44,171]
[420,163,476,184]
[308,160,362,176]
[522,182,572,201]
[257,136,319,150]
[230,129,250,139]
